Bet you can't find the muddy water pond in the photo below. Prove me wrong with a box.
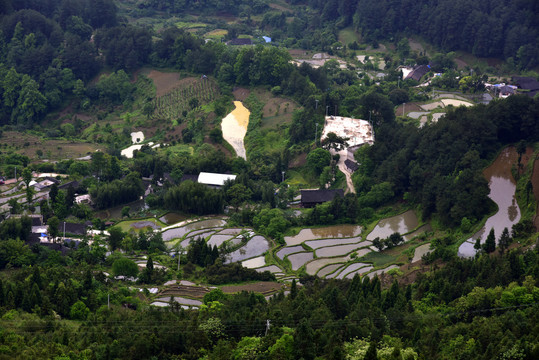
[366,210,419,241]
[221,101,250,159]
[159,213,188,225]
[458,147,521,257]
[285,225,362,246]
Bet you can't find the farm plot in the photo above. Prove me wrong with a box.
[152,77,220,123]
[225,235,270,263]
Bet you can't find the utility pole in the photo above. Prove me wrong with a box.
[315,99,318,110]
[281,171,285,183]
[63,221,66,241]
[314,123,319,144]
[326,105,329,117]
[265,319,271,336]
[403,103,405,117]
[335,105,338,116]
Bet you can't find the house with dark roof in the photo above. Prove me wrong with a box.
[345,159,360,172]
[405,65,430,82]
[300,189,344,208]
[512,76,539,98]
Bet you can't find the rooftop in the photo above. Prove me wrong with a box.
[198,172,237,187]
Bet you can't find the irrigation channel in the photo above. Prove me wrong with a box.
[458,147,522,257]
[221,101,250,160]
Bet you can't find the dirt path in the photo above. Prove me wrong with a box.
[335,149,356,194]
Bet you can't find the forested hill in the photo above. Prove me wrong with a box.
[297,0,539,69]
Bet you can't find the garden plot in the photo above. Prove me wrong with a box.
[315,242,370,257]
[242,256,266,269]
[225,235,270,263]
[407,111,429,119]
[276,245,305,259]
[336,263,370,279]
[288,252,314,270]
[305,236,363,249]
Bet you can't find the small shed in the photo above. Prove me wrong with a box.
[300,189,344,208]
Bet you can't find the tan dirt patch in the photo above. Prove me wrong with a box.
[233,87,251,101]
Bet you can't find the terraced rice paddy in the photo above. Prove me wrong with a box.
[366,210,419,241]
[207,234,236,247]
[284,225,362,246]
[316,264,344,277]
[242,256,266,268]
[305,256,351,275]
[335,263,370,279]
[254,265,282,273]
[288,252,314,270]
[226,235,270,263]
[305,236,363,249]
[276,245,305,259]
[315,242,368,257]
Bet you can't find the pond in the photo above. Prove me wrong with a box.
[458,147,521,257]
[225,235,270,263]
[221,101,250,160]
[287,252,314,271]
[366,210,419,241]
[284,225,362,246]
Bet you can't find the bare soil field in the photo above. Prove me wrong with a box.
[2,131,100,160]
[233,87,251,101]
[220,281,285,295]
[144,69,183,97]
[395,102,422,116]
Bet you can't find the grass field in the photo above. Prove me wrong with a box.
[338,27,360,45]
